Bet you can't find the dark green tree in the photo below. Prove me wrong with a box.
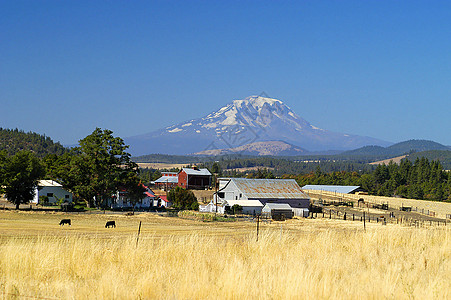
[1,151,45,209]
[167,186,198,210]
[68,128,140,208]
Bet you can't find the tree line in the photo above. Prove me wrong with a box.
[290,158,451,202]
[0,128,67,157]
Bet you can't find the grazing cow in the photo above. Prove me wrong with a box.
[105,221,116,228]
[59,219,71,226]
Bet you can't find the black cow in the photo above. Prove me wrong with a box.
[59,219,71,226]
[105,221,116,228]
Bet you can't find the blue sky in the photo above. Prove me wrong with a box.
[1,1,451,146]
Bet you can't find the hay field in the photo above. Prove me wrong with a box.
[0,211,449,299]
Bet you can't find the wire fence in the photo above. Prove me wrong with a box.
[312,207,448,228]
[305,190,451,220]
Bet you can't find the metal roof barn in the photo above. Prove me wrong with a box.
[227,178,310,199]
[216,178,310,209]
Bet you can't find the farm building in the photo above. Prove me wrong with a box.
[154,168,212,190]
[199,201,225,214]
[262,203,294,220]
[32,180,73,204]
[216,178,310,208]
[178,168,212,189]
[223,199,263,215]
[301,185,366,194]
[155,172,179,190]
[111,185,157,209]
[156,195,172,208]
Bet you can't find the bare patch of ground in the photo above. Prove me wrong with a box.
[370,155,408,165]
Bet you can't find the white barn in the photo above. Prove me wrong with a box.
[32,180,73,204]
[216,178,310,209]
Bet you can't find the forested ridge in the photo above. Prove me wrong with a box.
[0,128,67,157]
[291,157,451,202]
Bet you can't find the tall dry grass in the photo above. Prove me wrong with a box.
[0,226,449,299]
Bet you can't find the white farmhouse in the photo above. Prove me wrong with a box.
[32,180,73,204]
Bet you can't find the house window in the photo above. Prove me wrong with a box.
[236,196,238,200]
[65,195,70,199]
[239,193,242,198]
[47,193,53,197]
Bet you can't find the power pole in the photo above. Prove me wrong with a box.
[215,175,218,214]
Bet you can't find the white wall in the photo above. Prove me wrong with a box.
[33,186,73,204]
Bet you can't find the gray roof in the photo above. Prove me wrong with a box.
[228,178,309,200]
[262,203,292,210]
[301,185,362,194]
[155,176,179,184]
[182,168,212,176]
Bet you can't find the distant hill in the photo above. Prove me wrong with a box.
[406,150,451,169]
[341,140,450,159]
[193,141,308,156]
[0,128,67,157]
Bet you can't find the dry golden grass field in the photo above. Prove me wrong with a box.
[0,210,449,299]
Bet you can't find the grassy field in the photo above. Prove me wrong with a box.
[0,210,449,299]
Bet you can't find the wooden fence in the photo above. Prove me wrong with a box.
[304,190,451,219]
[313,207,448,228]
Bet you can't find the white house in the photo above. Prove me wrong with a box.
[154,195,172,208]
[216,178,310,208]
[32,180,73,204]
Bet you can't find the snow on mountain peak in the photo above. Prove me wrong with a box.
[126,94,392,155]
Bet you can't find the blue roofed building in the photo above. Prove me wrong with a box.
[301,185,366,194]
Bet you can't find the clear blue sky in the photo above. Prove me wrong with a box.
[1,0,451,146]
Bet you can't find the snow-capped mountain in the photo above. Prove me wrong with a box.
[126,95,391,156]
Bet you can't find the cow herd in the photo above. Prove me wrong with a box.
[59,219,116,228]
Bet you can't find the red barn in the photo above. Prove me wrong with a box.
[178,168,212,190]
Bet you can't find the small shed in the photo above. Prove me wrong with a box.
[223,199,263,215]
[262,203,293,220]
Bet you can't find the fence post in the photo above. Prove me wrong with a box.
[363,211,366,231]
[256,215,260,242]
[136,221,142,248]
